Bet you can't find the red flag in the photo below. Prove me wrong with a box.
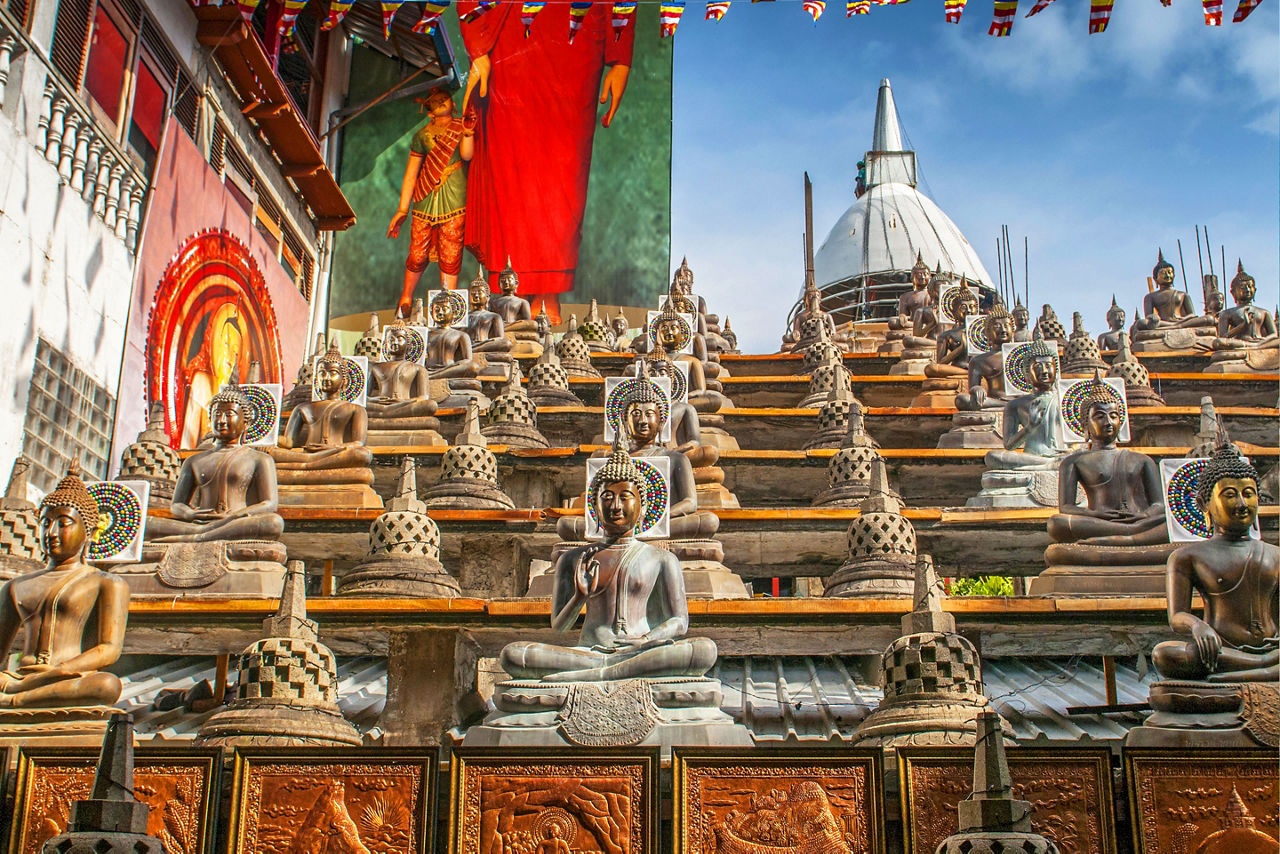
[988,0,1017,34]
[706,1,731,19]
[944,0,967,21]
[1233,0,1263,19]
[846,0,871,14]
[1088,0,1115,31]
[804,0,827,18]
[1025,0,1056,15]
[1202,0,1223,22]
[322,1,354,30]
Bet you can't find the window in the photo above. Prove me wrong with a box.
[21,339,117,494]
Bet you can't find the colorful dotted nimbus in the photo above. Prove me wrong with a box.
[605,377,670,437]
[339,357,366,403]
[1004,346,1058,395]
[1061,380,1126,438]
[587,457,669,537]
[85,482,142,561]
[940,286,966,324]
[964,317,992,354]
[385,327,426,364]
[1167,460,1211,539]
[240,385,278,445]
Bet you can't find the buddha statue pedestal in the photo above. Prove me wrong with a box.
[116,540,288,597]
[911,375,967,409]
[890,345,934,377]
[365,420,448,449]
[686,444,739,510]
[1127,681,1279,749]
[0,707,119,748]
[275,473,382,511]
[1205,344,1279,374]
[966,462,1062,509]
[340,460,458,598]
[695,413,739,452]
[937,408,1003,449]
[825,459,917,598]
[533,538,749,600]
[1031,541,1179,595]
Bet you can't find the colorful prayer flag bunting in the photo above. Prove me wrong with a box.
[322,0,354,30]
[1025,0,1056,16]
[611,1,638,38]
[521,0,546,34]
[660,1,686,36]
[846,0,871,15]
[1088,0,1115,31]
[277,0,307,35]
[988,0,1017,34]
[1159,0,1171,6]
[871,0,909,5]
[460,0,498,23]
[1201,0,1223,22]
[236,0,260,19]
[569,1,592,42]
[1232,0,1263,20]
[944,0,967,22]
[705,1,731,19]
[413,1,451,33]
[804,0,827,19]
[379,1,403,37]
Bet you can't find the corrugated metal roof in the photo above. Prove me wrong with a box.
[113,655,1153,746]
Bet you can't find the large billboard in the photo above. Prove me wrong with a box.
[328,2,673,322]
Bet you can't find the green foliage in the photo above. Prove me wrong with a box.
[948,576,1015,597]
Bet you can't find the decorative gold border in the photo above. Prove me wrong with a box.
[8,745,222,854]
[672,746,886,854]
[228,747,437,854]
[898,745,1116,854]
[449,746,660,854]
[1123,746,1278,854]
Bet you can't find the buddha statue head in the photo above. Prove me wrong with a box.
[723,317,738,350]
[955,279,978,321]
[468,269,490,312]
[208,380,250,445]
[1106,296,1125,331]
[1230,261,1256,306]
[499,258,519,295]
[622,364,663,448]
[986,303,1014,347]
[1026,333,1057,392]
[1012,300,1029,330]
[38,459,100,566]
[314,341,349,400]
[1152,249,1176,289]
[672,255,694,294]
[384,315,413,361]
[589,438,649,538]
[1196,436,1260,537]
[910,251,930,290]
[928,265,948,301]
[653,299,687,353]
[535,303,550,338]
[611,308,629,339]
[430,290,463,328]
[1077,371,1124,446]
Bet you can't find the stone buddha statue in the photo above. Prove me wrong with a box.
[425,289,483,381]
[271,344,379,508]
[956,303,1016,410]
[784,278,851,353]
[647,299,732,413]
[470,440,748,749]
[489,260,541,357]
[1033,372,1173,594]
[1130,439,1278,748]
[147,383,284,542]
[1201,262,1278,373]
[1131,250,1216,352]
[465,269,514,371]
[882,253,933,355]
[914,279,979,408]
[670,258,733,354]
[610,308,634,351]
[894,269,948,375]
[630,345,700,452]
[0,461,128,715]
[1097,297,1126,351]
[1011,299,1031,343]
[366,317,445,445]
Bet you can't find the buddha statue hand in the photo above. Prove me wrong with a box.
[1190,621,1223,672]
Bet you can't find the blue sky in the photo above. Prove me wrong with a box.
[669,0,1279,352]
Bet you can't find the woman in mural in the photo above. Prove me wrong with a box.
[179,303,245,449]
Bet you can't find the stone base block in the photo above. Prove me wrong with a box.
[966,469,1059,509]
[366,429,447,448]
[0,705,115,748]
[1030,563,1168,596]
[338,555,460,598]
[889,357,932,376]
[697,424,740,452]
[1127,680,1278,748]
[695,480,740,510]
[118,540,287,596]
[277,482,382,510]
[196,700,361,747]
[910,389,961,409]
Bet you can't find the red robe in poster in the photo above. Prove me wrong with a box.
[459,1,635,300]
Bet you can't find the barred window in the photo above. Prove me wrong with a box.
[21,339,116,493]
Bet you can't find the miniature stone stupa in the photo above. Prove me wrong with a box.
[853,555,1009,753]
[424,399,515,509]
[934,711,1060,854]
[353,312,383,360]
[197,561,361,746]
[813,400,884,507]
[1060,311,1108,375]
[339,457,459,598]
[1107,331,1165,407]
[482,362,551,449]
[0,456,42,579]
[527,332,583,408]
[1032,304,1067,347]
[803,364,857,451]
[116,401,181,509]
[577,299,615,352]
[41,713,165,854]
[825,457,917,597]
[283,333,326,410]
[554,315,602,379]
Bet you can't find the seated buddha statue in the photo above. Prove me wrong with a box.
[913,279,979,407]
[1131,250,1216,351]
[147,383,285,542]
[504,440,717,683]
[365,318,445,445]
[610,308,634,351]
[1012,299,1031,342]
[0,461,128,712]
[956,303,1017,410]
[1201,262,1278,373]
[669,258,733,354]
[271,343,377,502]
[426,289,483,381]
[488,260,540,357]
[784,278,852,353]
[647,300,732,412]
[894,271,947,374]
[283,333,327,411]
[463,270,513,381]
[882,253,932,354]
[1097,297,1126,351]
[625,345,700,452]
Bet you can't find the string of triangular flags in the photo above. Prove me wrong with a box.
[205,0,1270,41]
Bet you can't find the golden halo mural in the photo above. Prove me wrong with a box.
[146,230,282,450]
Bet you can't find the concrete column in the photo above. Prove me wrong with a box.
[379,628,482,746]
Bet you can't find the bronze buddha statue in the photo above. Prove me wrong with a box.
[366,317,442,428]
[465,269,514,363]
[0,461,128,712]
[1011,299,1031,343]
[425,290,483,380]
[881,254,933,355]
[488,260,540,357]
[1201,262,1278,373]
[1097,297,1126,351]
[1131,250,1216,352]
[956,303,1016,409]
[912,279,979,407]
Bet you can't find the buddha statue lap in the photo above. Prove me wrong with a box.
[0,461,129,739]
[467,442,750,751]
[1097,297,1126,351]
[1130,250,1217,352]
[365,318,446,447]
[1032,373,1174,595]
[465,270,514,378]
[1200,262,1279,373]
[1128,441,1278,748]
[943,305,1016,449]
[425,289,488,407]
[913,279,979,408]
[133,383,288,596]
[489,260,542,357]
[967,336,1068,508]
[270,344,381,510]
[881,253,934,355]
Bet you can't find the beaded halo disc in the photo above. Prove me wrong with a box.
[585,455,670,540]
[1057,377,1128,443]
[661,360,689,404]
[239,383,281,446]
[645,310,694,354]
[426,289,469,328]
[938,284,966,324]
[86,480,148,563]
[1160,456,1263,542]
[383,326,427,364]
[1002,343,1058,395]
[964,315,992,354]
[313,355,367,406]
[604,376,672,442]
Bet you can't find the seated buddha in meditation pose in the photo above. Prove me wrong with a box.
[272,343,374,482]
[425,289,483,380]
[1046,372,1168,546]
[147,382,285,542]
[784,278,851,353]
[1012,299,1031,342]
[984,334,1065,471]
[922,279,980,381]
[465,270,513,357]
[1152,441,1277,683]
[366,316,440,422]
[956,303,1016,410]
[1202,263,1277,357]
[501,439,717,683]
[488,260,541,356]
[889,254,933,331]
[1097,298,1126,351]
[0,461,128,709]
[1132,250,1215,333]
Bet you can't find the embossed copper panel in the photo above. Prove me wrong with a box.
[673,748,885,854]
[898,747,1116,854]
[450,747,660,854]
[8,747,220,854]
[229,748,436,854]
[1124,747,1279,854]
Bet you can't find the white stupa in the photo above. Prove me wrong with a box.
[813,78,995,320]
